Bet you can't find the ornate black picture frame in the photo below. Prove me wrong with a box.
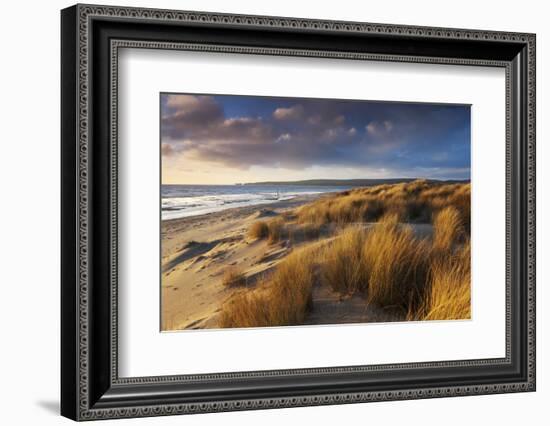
[61,4,536,421]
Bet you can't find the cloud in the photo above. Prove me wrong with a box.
[161,95,359,169]
[218,117,274,143]
[160,94,470,178]
[161,143,175,156]
[366,120,393,136]
[273,104,304,120]
[334,115,345,125]
[276,133,292,143]
[162,95,224,139]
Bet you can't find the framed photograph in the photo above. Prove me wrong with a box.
[61,4,536,421]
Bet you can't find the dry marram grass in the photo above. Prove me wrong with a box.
[221,267,247,288]
[221,180,471,328]
[248,217,286,244]
[362,214,431,311]
[322,226,367,295]
[248,221,269,239]
[411,241,471,320]
[219,248,316,328]
[433,206,463,251]
[295,180,470,227]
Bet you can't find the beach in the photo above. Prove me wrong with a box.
[161,192,429,331]
[161,194,329,330]
[161,180,471,331]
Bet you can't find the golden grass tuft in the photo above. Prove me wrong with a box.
[322,226,367,295]
[411,241,471,321]
[219,248,316,328]
[221,267,247,288]
[432,206,463,252]
[248,217,286,244]
[248,220,269,239]
[266,217,285,244]
[448,183,471,232]
[362,214,431,311]
[218,290,271,328]
[319,211,470,318]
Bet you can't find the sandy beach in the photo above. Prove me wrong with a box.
[161,189,438,331]
[161,195,322,330]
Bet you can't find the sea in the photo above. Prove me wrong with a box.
[161,184,352,221]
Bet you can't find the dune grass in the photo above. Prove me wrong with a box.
[248,217,286,244]
[320,211,470,318]
[248,220,269,239]
[433,206,464,251]
[221,267,247,288]
[322,226,367,295]
[219,247,316,328]
[295,180,470,228]
[266,217,285,244]
[319,214,431,311]
[227,180,471,328]
[410,241,471,321]
[362,214,432,311]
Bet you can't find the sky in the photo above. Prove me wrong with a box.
[160,93,471,184]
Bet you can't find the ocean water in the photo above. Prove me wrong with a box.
[161,184,351,220]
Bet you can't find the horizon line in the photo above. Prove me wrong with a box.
[162,177,471,186]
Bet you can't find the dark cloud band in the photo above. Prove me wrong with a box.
[161,94,470,179]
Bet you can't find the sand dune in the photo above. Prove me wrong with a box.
[161,194,433,331]
[161,196,319,330]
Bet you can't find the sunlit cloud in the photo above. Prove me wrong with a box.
[160,94,470,183]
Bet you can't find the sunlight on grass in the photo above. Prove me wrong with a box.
[222,180,471,328]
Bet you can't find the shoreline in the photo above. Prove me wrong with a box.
[161,193,326,224]
[161,192,324,226]
[160,193,327,330]
[161,193,323,264]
